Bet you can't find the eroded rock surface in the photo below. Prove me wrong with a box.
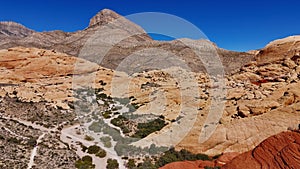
[223,130,300,169]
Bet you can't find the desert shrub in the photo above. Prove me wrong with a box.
[102,111,112,119]
[111,115,130,134]
[132,118,166,138]
[106,159,119,169]
[87,145,101,154]
[81,145,88,152]
[137,157,156,169]
[87,145,107,158]
[82,155,93,163]
[7,137,21,144]
[95,149,107,158]
[127,159,136,169]
[27,137,37,147]
[75,155,95,169]
[84,135,94,141]
[154,147,211,167]
[88,120,104,133]
[100,136,112,148]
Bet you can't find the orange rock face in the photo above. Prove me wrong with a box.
[223,130,300,169]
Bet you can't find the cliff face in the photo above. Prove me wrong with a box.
[223,130,300,169]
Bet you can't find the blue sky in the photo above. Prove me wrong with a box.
[0,0,299,51]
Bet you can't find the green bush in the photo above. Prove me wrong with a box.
[81,145,88,152]
[102,111,112,119]
[87,145,101,154]
[87,145,107,158]
[75,155,95,169]
[127,159,136,169]
[84,135,95,141]
[132,118,166,138]
[96,149,107,158]
[106,159,119,169]
[100,137,112,148]
[88,120,104,133]
[82,156,93,163]
[111,115,131,134]
[154,148,212,168]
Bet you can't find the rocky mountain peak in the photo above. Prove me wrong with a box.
[88,9,122,27]
[0,21,35,38]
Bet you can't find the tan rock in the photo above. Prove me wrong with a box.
[227,88,246,100]
[256,35,300,65]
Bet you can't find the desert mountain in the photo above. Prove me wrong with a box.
[0,9,254,74]
[0,21,35,38]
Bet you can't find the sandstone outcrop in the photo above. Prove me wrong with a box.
[176,35,300,156]
[0,42,299,158]
[223,130,300,169]
[256,35,300,65]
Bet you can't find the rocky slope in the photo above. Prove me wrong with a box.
[256,35,300,65]
[0,35,299,168]
[0,9,254,74]
[223,130,300,169]
[0,21,35,38]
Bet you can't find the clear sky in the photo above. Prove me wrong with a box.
[0,0,299,52]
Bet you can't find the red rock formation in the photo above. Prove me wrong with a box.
[223,130,300,169]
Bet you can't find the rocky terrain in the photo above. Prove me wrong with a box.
[0,9,254,74]
[0,21,35,38]
[223,130,300,169]
[0,8,299,169]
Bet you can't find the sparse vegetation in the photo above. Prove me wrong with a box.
[87,145,107,158]
[95,149,107,158]
[87,145,101,154]
[127,159,136,169]
[75,155,95,169]
[88,120,104,133]
[132,118,166,139]
[100,136,112,148]
[84,135,95,141]
[106,159,119,169]
[111,115,131,134]
[102,111,112,119]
